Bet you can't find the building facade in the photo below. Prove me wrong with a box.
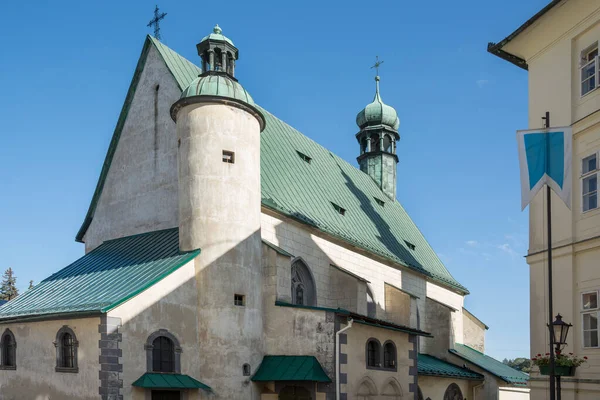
[0,26,527,400]
[490,0,600,398]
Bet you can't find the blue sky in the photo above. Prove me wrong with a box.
[0,0,545,360]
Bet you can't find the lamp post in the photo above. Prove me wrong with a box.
[549,314,572,400]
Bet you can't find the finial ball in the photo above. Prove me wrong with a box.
[213,24,222,34]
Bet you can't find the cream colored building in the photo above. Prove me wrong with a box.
[0,26,528,400]
[490,0,600,398]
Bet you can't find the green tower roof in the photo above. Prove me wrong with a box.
[200,24,234,46]
[180,73,254,105]
[356,76,399,130]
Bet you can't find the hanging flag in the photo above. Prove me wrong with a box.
[517,127,572,210]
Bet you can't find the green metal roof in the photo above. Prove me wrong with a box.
[180,74,255,106]
[449,344,529,386]
[418,353,484,380]
[75,37,467,294]
[200,24,234,46]
[0,229,199,320]
[252,356,331,382]
[356,76,399,130]
[132,373,211,391]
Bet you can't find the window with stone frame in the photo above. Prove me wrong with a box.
[145,330,182,373]
[582,291,599,348]
[443,383,463,400]
[366,338,381,368]
[54,326,79,373]
[383,341,397,369]
[291,259,316,306]
[582,153,598,212]
[0,329,16,370]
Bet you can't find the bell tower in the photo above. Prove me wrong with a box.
[355,74,400,199]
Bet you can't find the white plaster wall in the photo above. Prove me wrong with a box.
[499,387,530,400]
[108,259,205,400]
[0,317,101,399]
[261,211,455,328]
[84,44,181,252]
[176,101,264,400]
[463,310,486,353]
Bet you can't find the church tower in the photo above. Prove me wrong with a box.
[170,25,265,399]
[355,75,400,199]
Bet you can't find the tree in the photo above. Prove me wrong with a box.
[502,357,531,373]
[0,268,19,301]
[28,280,34,290]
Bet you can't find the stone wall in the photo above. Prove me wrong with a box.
[462,309,486,352]
[0,317,101,400]
[84,44,181,252]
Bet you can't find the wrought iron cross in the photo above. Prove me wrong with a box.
[147,5,167,40]
[371,56,384,76]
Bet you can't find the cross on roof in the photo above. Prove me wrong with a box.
[147,5,167,40]
[370,56,384,76]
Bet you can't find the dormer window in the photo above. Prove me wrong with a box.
[581,43,598,96]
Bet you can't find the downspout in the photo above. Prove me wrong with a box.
[473,382,485,400]
[336,318,353,400]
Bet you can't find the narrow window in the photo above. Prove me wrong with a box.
[222,150,235,164]
[291,259,316,306]
[581,44,599,96]
[55,326,78,372]
[404,240,416,250]
[1,330,16,369]
[583,291,599,348]
[583,154,598,212]
[331,202,346,216]
[243,363,251,376]
[383,342,396,369]
[234,294,245,306]
[374,197,385,207]
[366,340,380,368]
[61,333,75,368]
[296,151,312,163]
[152,336,175,372]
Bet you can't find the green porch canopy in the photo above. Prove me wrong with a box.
[252,356,331,382]
[132,373,211,391]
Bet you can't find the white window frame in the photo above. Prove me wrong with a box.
[581,290,599,349]
[581,152,599,213]
[581,44,599,97]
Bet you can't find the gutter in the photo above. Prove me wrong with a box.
[487,0,565,70]
[336,318,353,400]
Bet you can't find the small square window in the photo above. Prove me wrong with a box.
[223,150,235,164]
[583,154,597,175]
[234,294,245,306]
[243,363,251,376]
[583,292,598,310]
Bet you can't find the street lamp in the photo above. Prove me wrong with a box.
[548,314,573,400]
[551,314,572,350]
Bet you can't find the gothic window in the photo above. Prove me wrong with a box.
[383,341,396,369]
[381,378,403,398]
[145,330,182,373]
[54,326,78,373]
[356,377,378,400]
[366,286,376,318]
[443,383,464,400]
[291,259,316,306]
[366,338,381,368]
[0,329,16,370]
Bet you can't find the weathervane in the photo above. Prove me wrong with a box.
[371,56,384,76]
[147,5,167,40]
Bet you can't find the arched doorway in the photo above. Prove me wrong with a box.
[279,385,312,400]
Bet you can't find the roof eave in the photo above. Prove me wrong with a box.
[487,0,564,69]
[0,310,103,324]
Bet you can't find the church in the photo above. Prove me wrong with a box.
[0,25,528,400]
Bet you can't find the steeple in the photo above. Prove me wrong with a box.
[355,74,400,200]
[196,24,238,76]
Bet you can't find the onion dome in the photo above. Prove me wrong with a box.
[356,76,399,130]
[200,24,234,46]
[180,73,255,106]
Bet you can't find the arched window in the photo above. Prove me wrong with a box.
[370,135,381,152]
[383,341,396,369]
[418,386,424,400]
[145,329,182,373]
[383,135,392,153]
[366,286,376,318]
[366,338,381,368]
[291,259,316,306]
[361,137,369,154]
[356,377,378,400]
[54,326,78,372]
[0,329,16,370]
[443,383,463,400]
[381,378,403,398]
